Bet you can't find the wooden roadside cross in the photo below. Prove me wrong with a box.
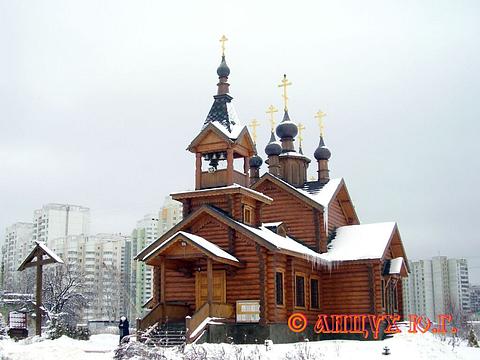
[17,241,64,336]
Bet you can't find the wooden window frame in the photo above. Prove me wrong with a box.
[275,270,285,307]
[309,275,320,310]
[381,278,386,309]
[294,272,307,310]
[243,205,253,225]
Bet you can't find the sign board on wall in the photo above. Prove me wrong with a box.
[236,300,260,323]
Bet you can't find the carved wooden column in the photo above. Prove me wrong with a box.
[226,149,234,185]
[195,153,202,189]
[207,258,213,306]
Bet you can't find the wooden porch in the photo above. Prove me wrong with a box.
[137,232,241,341]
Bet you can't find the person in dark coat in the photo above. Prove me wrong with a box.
[118,316,130,344]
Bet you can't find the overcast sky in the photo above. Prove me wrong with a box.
[1,1,479,283]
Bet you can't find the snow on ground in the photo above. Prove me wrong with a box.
[0,334,118,360]
[0,325,479,360]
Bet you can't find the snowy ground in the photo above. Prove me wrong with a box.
[0,325,479,360]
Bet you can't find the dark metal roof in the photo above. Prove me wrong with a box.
[298,179,330,193]
[204,94,235,133]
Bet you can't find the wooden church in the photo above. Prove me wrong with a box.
[135,40,409,343]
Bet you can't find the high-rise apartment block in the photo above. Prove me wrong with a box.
[403,256,470,320]
[130,196,183,318]
[1,222,34,291]
[33,204,90,247]
[51,233,129,322]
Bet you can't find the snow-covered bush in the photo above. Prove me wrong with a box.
[114,340,183,360]
[467,326,479,348]
[0,313,8,339]
[46,316,90,340]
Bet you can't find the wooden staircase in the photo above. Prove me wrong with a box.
[141,322,186,347]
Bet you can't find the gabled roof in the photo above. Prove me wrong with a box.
[135,205,322,263]
[252,173,343,210]
[18,241,64,271]
[143,231,240,266]
[252,173,360,225]
[317,222,399,262]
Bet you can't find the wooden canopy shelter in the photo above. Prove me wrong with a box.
[18,241,64,336]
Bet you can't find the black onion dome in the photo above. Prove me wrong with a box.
[249,154,263,168]
[265,132,282,156]
[217,55,230,78]
[276,111,298,139]
[314,136,331,160]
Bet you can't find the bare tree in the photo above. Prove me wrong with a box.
[42,264,88,326]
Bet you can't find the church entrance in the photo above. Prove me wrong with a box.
[195,270,226,308]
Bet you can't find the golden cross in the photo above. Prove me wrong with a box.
[219,35,228,56]
[248,118,260,144]
[298,123,306,147]
[266,105,278,132]
[277,74,292,111]
[315,110,327,137]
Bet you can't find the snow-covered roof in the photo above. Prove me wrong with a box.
[144,231,239,264]
[260,173,343,209]
[298,178,343,208]
[171,184,273,203]
[35,241,64,264]
[318,222,397,262]
[210,119,244,140]
[279,151,310,159]
[235,221,322,260]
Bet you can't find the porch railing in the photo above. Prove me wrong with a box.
[137,303,190,331]
[185,302,234,343]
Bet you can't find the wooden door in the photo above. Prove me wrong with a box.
[195,270,226,308]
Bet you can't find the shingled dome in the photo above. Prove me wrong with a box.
[249,153,263,168]
[265,132,282,156]
[276,111,298,139]
[314,136,331,160]
[217,55,230,78]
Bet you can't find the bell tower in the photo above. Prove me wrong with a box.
[186,36,256,190]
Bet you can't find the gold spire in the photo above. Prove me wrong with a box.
[266,105,279,132]
[298,123,306,148]
[315,110,327,137]
[219,35,228,56]
[277,74,292,112]
[248,118,260,144]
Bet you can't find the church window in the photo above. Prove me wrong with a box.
[243,205,253,225]
[295,273,306,308]
[275,271,284,306]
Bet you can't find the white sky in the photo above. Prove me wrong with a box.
[1,0,479,282]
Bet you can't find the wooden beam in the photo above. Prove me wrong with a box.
[195,153,202,190]
[207,258,213,305]
[35,250,43,336]
[160,257,166,304]
[226,148,234,185]
[21,258,58,269]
